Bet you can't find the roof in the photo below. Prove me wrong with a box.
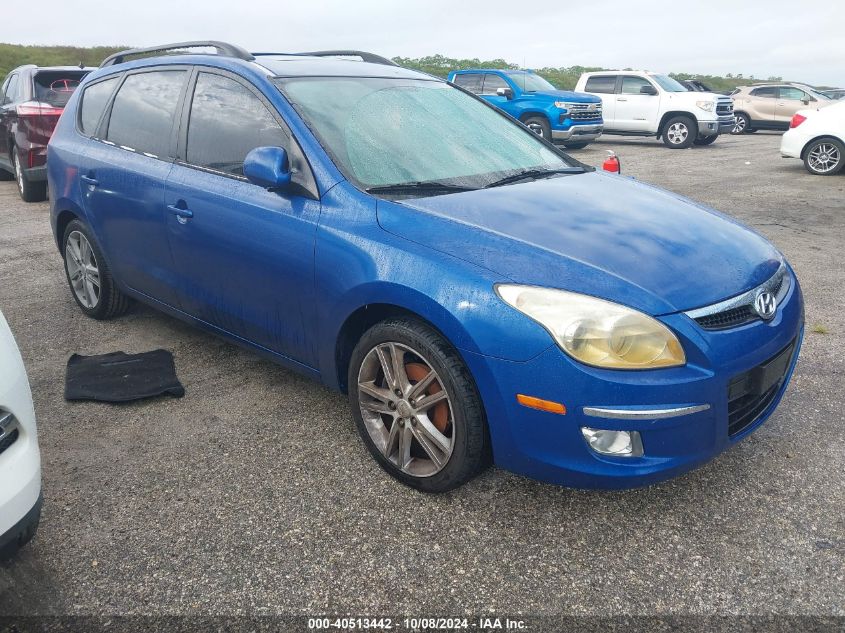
[452,69,534,74]
[255,55,429,79]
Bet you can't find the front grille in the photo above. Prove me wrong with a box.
[727,340,796,436]
[716,99,734,116]
[688,264,790,331]
[570,111,602,121]
[0,428,19,456]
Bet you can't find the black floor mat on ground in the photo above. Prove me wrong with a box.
[65,350,185,403]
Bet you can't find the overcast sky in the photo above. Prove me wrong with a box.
[7,0,844,86]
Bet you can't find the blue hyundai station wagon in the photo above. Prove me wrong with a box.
[47,42,803,492]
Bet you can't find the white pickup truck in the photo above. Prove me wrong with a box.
[575,71,735,148]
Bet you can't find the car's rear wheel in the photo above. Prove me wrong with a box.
[522,115,552,140]
[13,150,47,203]
[348,318,489,492]
[731,113,750,135]
[803,137,844,176]
[662,116,697,148]
[62,219,131,319]
[693,134,718,146]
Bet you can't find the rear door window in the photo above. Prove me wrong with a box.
[79,77,119,136]
[3,74,20,105]
[185,72,289,176]
[584,75,617,94]
[452,73,483,94]
[33,70,88,107]
[749,87,778,98]
[106,70,186,158]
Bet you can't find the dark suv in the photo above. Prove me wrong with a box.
[0,65,92,201]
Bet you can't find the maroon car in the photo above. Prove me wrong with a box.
[0,65,92,201]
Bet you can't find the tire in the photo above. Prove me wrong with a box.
[522,115,552,140]
[62,219,131,319]
[661,116,697,148]
[13,150,47,203]
[348,317,489,493]
[731,113,750,135]
[693,134,719,146]
[803,137,844,176]
[563,142,590,150]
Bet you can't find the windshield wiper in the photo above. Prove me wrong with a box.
[484,167,584,189]
[365,181,476,195]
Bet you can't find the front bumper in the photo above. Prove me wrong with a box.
[698,116,735,137]
[0,492,42,559]
[463,270,804,489]
[552,123,603,142]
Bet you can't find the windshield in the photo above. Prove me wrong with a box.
[276,77,572,192]
[504,72,556,92]
[651,74,688,92]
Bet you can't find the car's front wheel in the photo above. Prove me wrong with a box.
[348,318,489,492]
[62,219,131,319]
[803,137,844,176]
[731,113,750,135]
[662,116,697,148]
[522,115,552,140]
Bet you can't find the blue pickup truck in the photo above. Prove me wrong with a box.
[447,69,603,149]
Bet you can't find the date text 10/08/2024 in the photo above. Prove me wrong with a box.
[307,617,528,630]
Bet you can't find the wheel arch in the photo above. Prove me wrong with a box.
[800,134,845,160]
[657,110,697,136]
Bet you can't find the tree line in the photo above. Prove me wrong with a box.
[0,44,812,93]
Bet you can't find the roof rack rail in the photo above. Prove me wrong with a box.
[253,50,398,67]
[100,41,255,68]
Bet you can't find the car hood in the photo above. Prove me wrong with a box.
[523,89,600,103]
[376,172,781,315]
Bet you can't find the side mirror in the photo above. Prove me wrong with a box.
[802,98,811,105]
[243,146,292,191]
[496,87,514,99]
[640,85,658,96]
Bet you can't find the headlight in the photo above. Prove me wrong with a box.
[696,100,715,112]
[554,101,569,112]
[496,285,686,369]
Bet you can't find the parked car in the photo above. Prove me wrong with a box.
[820,89,845,100]
[0,309,42,559]
[49,42,803,492]
[0,65,92,201]
[730,83,833,134]
[681,79,713,92]
[780,100,845,175]
[447,69,603,149]
[576,71,734,148]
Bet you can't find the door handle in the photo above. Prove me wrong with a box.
[80,175,99,186]
[167,204,194,222]
[617,97,627,101]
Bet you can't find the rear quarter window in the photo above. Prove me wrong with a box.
[79,77,119,136]
[105,70,186,158]
[585,76,617,94]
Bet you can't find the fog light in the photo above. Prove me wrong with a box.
[581,427,643,457]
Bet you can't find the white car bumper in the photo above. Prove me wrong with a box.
[780,127,805,159]
[0,310,41,555]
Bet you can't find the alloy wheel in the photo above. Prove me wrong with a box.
[732,116,746,134]
[807,143,840,174]
[13,153,23,196]
[526,122,545,137]
[357,342,455,477]
[667,122,689,145]
[65,231,101,309]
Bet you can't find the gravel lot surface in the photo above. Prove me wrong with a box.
[0,132,842,623]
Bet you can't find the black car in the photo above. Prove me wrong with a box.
[0,65,92,201]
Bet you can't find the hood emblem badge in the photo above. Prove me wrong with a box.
[754,291,777,320]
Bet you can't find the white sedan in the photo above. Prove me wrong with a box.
[0,309,41,559]
[781,100,845,175]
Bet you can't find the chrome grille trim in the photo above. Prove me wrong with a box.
[685,263,790,329]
